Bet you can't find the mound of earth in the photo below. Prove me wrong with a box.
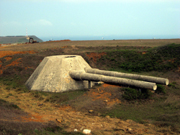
[69,84,122,114]
[0,42,180,134]
[0,83,166,135]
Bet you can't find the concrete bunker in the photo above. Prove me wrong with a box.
[26,55,169,92]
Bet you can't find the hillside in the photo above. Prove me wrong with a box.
[0,35,43,44]
[0,40,180,134]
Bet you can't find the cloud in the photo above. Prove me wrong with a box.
[28,19,53,26]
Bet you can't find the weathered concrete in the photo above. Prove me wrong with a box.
[70,71,157,90]
[25,55,92,92]
[85,68,169,85]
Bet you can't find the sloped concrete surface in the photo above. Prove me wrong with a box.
[26,55,91,92]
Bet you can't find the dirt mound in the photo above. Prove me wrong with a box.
[86,84,122,107]
[0,83,163,135]
[69,84,122,114]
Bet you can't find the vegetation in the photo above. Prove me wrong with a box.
[155,84,166,94]
[99,83,180,133]
[0,42,180,134]
[98,43,180,72]
[122,87,152,100]
[0,99,20,110]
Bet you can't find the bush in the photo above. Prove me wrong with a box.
[156,84,166,94]
[168,82,177,89]
[122,87,152,100]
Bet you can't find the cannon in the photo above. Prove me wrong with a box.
[25,55,169,92]
[69,71,157,90]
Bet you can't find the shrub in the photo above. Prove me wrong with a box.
[156,84,166,94]
[168,82,177,89]
[98,43,180,72]
[122,87,152,100]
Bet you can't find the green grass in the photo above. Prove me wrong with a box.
[99,84,180,133]
[98,43,180,72]
[30,90,86,105]
[122,87,152,100]
[156,84,166,94]
[100,102,180,133]
[0,75,29,93]
[168,82,177,89]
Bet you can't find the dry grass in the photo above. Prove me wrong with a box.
[1,82,175,135]
[0,40,180,134]
[0,39,180,51]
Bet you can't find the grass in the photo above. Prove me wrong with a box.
[0,120,84,135]
[168,82,177,89]
[0,82,86,135]
[98,83,180,133]
[97,43,180,72]
[31,90,86,105]
[87,43,180,132]
[33,126,84,135]
[1,39,180,51]
[0,99,21,110]
[0,74,86,106]
[0,42,180,134]
[155,84,166,94]
[122,87,152,100]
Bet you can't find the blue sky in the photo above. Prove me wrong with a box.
[0,0,180,40]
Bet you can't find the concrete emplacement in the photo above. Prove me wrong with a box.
[25,55,169,92]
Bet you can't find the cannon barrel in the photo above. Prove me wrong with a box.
[85,68,169,85]
[70,71,157,90]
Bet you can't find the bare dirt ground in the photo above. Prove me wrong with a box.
[0,39,180,134]
[0,83,170,135]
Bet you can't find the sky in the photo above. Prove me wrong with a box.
[0,0,180,40]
